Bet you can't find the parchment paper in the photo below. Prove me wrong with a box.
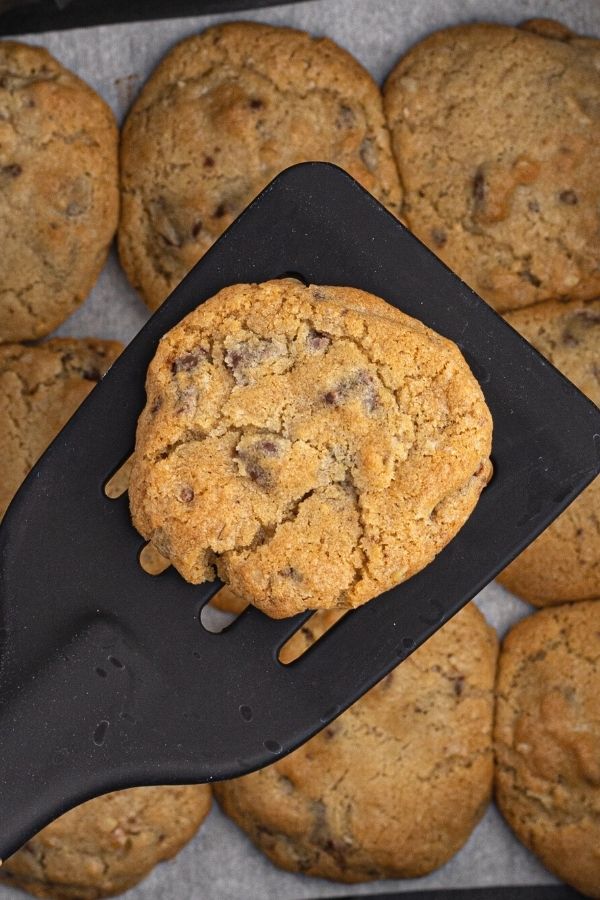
[2,1,599,896]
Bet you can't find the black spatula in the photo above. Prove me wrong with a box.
[1,163,598,860]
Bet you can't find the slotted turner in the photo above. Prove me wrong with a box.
[1,164,598,860]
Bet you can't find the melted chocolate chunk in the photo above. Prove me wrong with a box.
[249,98,264,109]
[559,189,578,205]
[191,220,203,238]
[519,269,542,287]
[307,329,331,352]
[278,565,302,581]
[212,202,227,219]
[1,163,22,178]
[472,167,485,204]
[179,486,194,503]
[171,347,208,373]
[431,227,447,247]
[203,155,215,168]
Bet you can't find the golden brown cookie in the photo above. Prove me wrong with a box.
[215,602,498,881]
[0,339,122,519]
[129,279,492,618]
[0,42,119,341]
[495,601,600,898]
[0,785,211,900]
[384,20,600,312]
[498,299,599,604]
[119,21,402,310]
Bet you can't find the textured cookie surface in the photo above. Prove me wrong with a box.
[0,785,211,900]
[129,279,492,618]
[119,21,402,310]
[498,298,599,604]
[495,601,600,897]
[0,41,119,341]
[215,602,497,881]
[0,338,122,518]
[384,20,600,312]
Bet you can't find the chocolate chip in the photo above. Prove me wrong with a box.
[212,202,226,219]
[66,200,85,217]
[171,347,208,373]
[519,269,541,287]
[245,461,272,489]
[306,329,331,352]
[82,367,101,382]
[324,725,338,739]
[249,98,263,109]
[179,486,194,503]
[431,227,447,247]
[559,189,578,205]
[1,163,22,178]
[324,390,339,406]
[337,104,355,126]
[203,155,215,168]
[150,396,162,414]
[191,220,203,238]
[453,676,465,696]
[257,440,279,456]
[278,565,302,581]
[472,167,485,204]
[528,199,540,213]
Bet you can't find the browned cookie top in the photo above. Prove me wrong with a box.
[129,279,492,618]
[498,298,599,604]
[0,785,212,900]
[0,42,119,341]
[495,601,600,897]
[384,20,600,312]
[0,338,122,519]
[119,21,402,310]
[216,602,498,882]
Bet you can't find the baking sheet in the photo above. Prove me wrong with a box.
[2,0,599,896]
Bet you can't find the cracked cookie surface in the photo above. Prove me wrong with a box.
[498,298,599,604]
[215,602,497,881]
[0,338,122,519]
[0,41,119,341]
[0,785,211,900]
[383,19,600,312]
[495,601,600,898]
[129,279,492,618]
[119,21,402,310]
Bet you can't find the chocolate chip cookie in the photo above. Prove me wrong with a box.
[384,19,600,312]
[0,785,211,900]
[215,602,498,881]
[0,41,119,341]
[0,339,122,519]
[495,601,600,898]
[498,298,599,604]
[119,21,402,310]
[129,279,492,618]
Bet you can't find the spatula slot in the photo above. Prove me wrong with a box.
[103,454,134,499]
[138,542,171,576]
[199,593,247,634]
[278,609,348,664]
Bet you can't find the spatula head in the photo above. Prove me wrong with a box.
[0,163,598,859]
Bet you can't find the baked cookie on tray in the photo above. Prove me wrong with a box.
[384,19,600,312]
[0,339,122,519]
[0,42,119,342]
[498,298,599,605]
[0,785,212,900]
[215,602,498,881]
[128,279,493,618]
[495,601,600,898]
[119,21,402,310]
